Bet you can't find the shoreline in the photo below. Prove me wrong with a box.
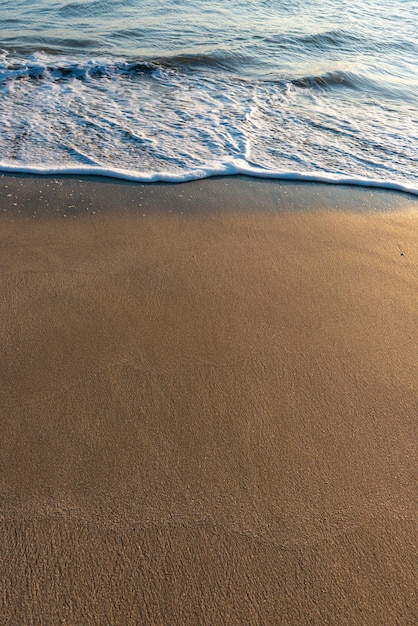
[1,173,417,221]
[1,178,417,624]
[1,165,417,197]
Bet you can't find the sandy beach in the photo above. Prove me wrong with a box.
[0,175,417,625]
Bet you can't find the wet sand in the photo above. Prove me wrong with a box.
[1,176,417,624]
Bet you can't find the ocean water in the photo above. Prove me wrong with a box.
[0,0,417,193]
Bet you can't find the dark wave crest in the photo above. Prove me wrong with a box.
[291,70,359,91]
[0,57,160,83]
[0,51,245,84]
[289,69,417,103]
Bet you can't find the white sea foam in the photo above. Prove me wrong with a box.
[1,161,417,196]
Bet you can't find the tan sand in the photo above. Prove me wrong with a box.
[0,176,417,624]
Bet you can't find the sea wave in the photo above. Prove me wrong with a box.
[285,29,418,56]
[0,53,398,103]
[0,55,158,82]
[0,50,416,195]
[2,52,415,105]
[288,70,414,102]
[0,53,254,85]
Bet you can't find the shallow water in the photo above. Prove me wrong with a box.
[1,0,417,192]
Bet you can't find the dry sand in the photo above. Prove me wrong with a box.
[0,176,417,624]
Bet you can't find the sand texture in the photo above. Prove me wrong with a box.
[0,177,417,625]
